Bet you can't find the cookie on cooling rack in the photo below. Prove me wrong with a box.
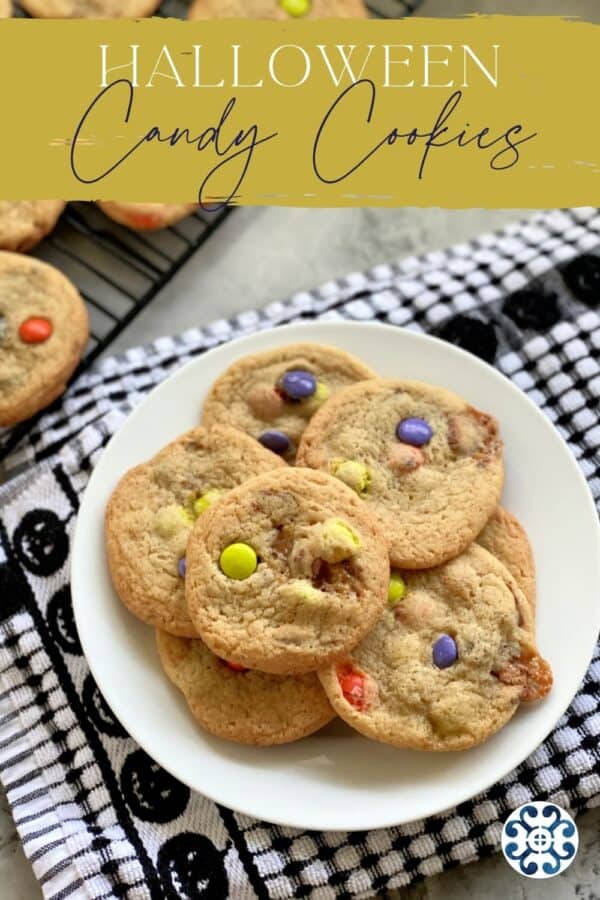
[96,202,198,232]
[0,252,89,427]
[189,0,367,19]
[20,0,161,16]
[0,202,65,253]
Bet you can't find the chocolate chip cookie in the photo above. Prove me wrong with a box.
[0,201,65,253]
[201,343,375,462]
[185,467,388,675]
[319,544,552,751]
[157,631,334,745]
[106,426,285,637]
[297,378,504,569]
[97,202,197,232]
[21,0,160,16]
[0,252,89,427]
[189,0,366,19]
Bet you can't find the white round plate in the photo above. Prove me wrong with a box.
[72,321,600,831]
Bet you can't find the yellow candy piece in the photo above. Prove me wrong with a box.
[154,505,194,538]
[193,489,222,517]
[388,572,406,605]
[300,381,330,416]
[280,580,326,605]
[319,518,361,563]
[220,543,258,580]
[331,460,370,496]
[280,0,311,16]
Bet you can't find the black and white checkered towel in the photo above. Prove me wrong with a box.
[0,207,599,900]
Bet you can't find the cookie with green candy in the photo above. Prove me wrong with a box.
[201,343,375,463]
[105,426,285,637]
[319,544,552,751]
[156,630,334,746]
[297,378,504,569]
[185,468,388,674]
[188,0,367,20]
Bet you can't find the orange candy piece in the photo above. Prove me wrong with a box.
[222,660,249,673]
[131,212,162,230]
[19,317,53,344]
[338,666,366,710]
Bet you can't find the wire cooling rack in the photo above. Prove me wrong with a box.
[2,0,422,460]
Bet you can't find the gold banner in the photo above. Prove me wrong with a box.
[0,16,598,208]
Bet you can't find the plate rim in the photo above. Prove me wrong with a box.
[72,320,600,831]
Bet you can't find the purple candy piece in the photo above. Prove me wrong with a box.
[258,430,291,455]
[396,417,433,447]
[280,369,317,400]
[432,634,458,669]
[178,557,187,579]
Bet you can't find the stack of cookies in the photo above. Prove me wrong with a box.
[106,342,553,750]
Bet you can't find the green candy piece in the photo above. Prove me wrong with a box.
[220,543,258,580]
[388,572,406,605]
[332,460,370,496]
[320,518,361,562]
[193,489,222,517]
[280,0,311,16]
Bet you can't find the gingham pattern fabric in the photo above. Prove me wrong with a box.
[0,207,598,900]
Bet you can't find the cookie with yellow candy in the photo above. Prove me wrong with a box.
[297,378,504,569]
[185,468,388,674]
[156,630,334,746]
[201,343,375,462]
[105,426,285,636]
[188,0,367,20]
[319,545,552,752]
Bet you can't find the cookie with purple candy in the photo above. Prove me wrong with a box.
[105,426,284,637]
[297,378,504,569]
[319,544,552,751]
[201,343,375,462]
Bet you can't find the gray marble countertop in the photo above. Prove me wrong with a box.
[2,0,600,894]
